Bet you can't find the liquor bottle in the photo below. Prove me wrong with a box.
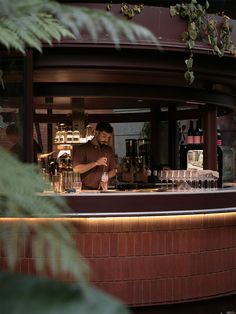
[193,120,201,144]
[187,120,194,145]
[85,124,94,141]
[217,129,222,146]
[49,158,59,175]
[66,126,73,143]
[59,123,66,144]
[73,125,80,143]
[54,124,60,144]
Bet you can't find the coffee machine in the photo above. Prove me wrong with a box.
[122,138,151,183]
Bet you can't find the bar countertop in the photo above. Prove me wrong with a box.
[42,188,236,217]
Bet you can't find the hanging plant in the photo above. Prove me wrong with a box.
[205,15,236,57]
[184,54,195,85]
[106,2,144,19]
[170,0,236,84]
[170,0,209,84]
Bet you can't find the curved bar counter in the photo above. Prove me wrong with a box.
[64,188,236,216]
[1,189,235,309]
[62,189,236,307]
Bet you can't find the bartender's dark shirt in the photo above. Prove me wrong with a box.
[73,141,116,189]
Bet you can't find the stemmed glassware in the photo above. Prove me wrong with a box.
[158,169,219,191]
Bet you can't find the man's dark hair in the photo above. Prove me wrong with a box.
[96,122,113,133]
[6,123,19,136]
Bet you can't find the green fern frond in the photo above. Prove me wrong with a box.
[0,147,88,283]
[0,24,25,53]
[0,0,159,53]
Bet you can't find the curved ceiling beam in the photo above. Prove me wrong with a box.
[34,83,236,109]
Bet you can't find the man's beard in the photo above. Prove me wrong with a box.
[98,142,107,149]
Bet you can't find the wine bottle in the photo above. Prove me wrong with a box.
[193,120,201,144]
[217,129,222,146]
[187,120,194,145]
[199,125,203,144]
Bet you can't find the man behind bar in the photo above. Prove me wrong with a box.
[73,122,117,189]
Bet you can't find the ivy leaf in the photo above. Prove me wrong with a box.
[205,1,210,10]
[189,28,198,40]
[213,45,222,56]
[181,31,189,41]
[185,57,193,69]
[134,5,142,14]
[184,70,195,85]
[170,6,177,16]
[126,8,134,19]
[186,39,195,49]
[106,3,112,11]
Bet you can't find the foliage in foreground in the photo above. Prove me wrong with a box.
[0,0,158,53]
[0,271,130,314]
[0,147,88,282]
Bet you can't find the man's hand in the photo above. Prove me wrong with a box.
[95,156,107,166]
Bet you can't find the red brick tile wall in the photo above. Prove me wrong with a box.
[1,213,236,306]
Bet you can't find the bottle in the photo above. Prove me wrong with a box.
[193,120,201,144]
[146,167,152,183]
[187,120,194,145]
[85,124,93,141]
[153,170,158,183]
[54,124,60,144]
[66,126,73,143]
[59,124,66,144]
[73,125,80,143]
[199,125,203,144]
[217,129,222,146]
[99,172,109,191]
[49,158,59,176]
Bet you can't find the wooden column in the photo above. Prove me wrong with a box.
[71,98,85,134]
[168,106,177,169]
[22,50,33,163]
[203,105,217,170]
[150,106,161,169]
[46,97,54,152]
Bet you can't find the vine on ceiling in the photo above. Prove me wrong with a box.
[106,2,144,19]
[170,0,236,84]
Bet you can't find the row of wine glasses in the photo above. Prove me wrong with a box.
[158,169,219,191]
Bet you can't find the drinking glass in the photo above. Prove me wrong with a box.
[191,169,198,190]
[100,171,109,191]
[158,170,164,185]
[73,172,82,193]
[52,174,61,193]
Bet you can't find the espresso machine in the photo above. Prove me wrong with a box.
[122,138,151,183]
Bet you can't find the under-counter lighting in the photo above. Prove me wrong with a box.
[1,208,236,221]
